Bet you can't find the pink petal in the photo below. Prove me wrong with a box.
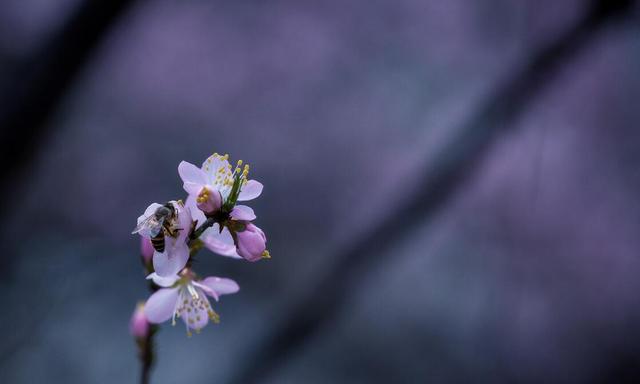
[144,287,179,323]
[201,225,241,259]
[186,195,207,226]
[201,276,239,301]
[174,202,193,243]
[183,182,203,195]
[191,281,218,301]
[178,161,207,191]
[153,243,189,276]
[140,237,154,263]
[230,205,256,221]
[237,180,263,201]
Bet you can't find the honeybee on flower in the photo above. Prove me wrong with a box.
[134,200,192,277]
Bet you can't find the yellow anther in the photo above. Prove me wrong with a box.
[234,167,241,174]
[236,159,243,166]
[208,310,221,323]
[261,250,271,259]
[223,154,229,160]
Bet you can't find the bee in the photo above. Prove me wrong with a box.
[132,202,181,253]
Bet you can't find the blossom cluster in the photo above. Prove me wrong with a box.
[130,153,269,337]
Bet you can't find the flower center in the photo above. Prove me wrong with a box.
[172,282,220,336]
[207,153,250,191]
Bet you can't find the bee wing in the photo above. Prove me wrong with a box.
[132,215,165,237]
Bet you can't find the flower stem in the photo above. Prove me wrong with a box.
[138,262,159,384]
[189,216,217,241]
[140,329,155,384]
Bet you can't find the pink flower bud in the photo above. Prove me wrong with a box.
[196,186,222,215]
[235,223,267,262]
[140,237,154,263]
[130,303,150,339]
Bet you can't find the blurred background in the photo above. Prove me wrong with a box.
[1,0,640,383]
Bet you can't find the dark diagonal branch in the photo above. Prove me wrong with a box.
[229,1,635,383]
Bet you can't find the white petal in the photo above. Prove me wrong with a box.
[144,287,179,323]
[146,272,179,287]
[230,205,256,221]
[237,180,263,201]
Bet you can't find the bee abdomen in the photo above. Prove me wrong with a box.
[151,234,165,253]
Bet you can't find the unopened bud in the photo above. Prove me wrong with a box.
[235,223,267,262]
[130,302,150,339]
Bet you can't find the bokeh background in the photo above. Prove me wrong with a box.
[1,0,640,383]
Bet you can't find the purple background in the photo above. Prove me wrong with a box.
[1,0,640,383]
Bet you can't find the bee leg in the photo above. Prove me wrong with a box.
[166,225,184,238]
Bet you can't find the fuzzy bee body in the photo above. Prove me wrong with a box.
[133,202,181,253]
[151,231,166,253]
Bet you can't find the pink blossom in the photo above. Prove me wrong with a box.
[130,302,150,339]
[178,153,263,215]
[144,271,239,336]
